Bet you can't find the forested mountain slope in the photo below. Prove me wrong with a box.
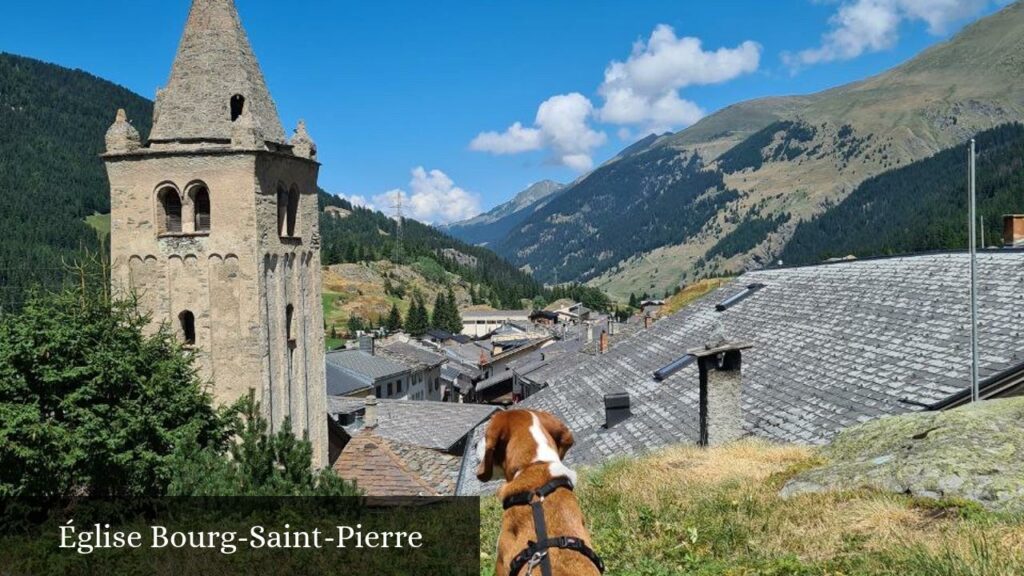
[781,123,1024,264]
[0,53,152,310]
[445,180,564,246]
[318,191,545,309]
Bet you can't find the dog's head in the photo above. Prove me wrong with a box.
[475,409,575,482]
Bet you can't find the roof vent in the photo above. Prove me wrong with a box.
[653,354,696,381]
[715,283,765,312]
[604,392,631,428]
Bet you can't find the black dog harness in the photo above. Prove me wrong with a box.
[502,476,605,576]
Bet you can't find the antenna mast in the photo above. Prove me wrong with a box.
[390,191,405,262]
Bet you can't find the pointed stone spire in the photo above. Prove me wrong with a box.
[105,109,141,153]
[149,0,286,145]
[290,120,317,160]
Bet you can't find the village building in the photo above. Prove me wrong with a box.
[375,337,446,401]
[460,251,1024,495]
[102,0,327,464]
[325,335,445,401]
[440,328,554,404]
[329,397,498,496]
[459,309,531,338]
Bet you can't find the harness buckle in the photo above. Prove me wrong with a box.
[526,550,548,573]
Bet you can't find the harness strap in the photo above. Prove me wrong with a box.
[503,475,605,575]
[502,476,574,510]
[531,500,553,576]
[508,536,606,576]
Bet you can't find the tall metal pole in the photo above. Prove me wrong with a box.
[969,139,980,403]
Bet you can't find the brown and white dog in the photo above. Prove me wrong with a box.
[476,409,600,576]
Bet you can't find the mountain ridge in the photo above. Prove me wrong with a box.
[445,180,565,246]
[472,1,1024,298]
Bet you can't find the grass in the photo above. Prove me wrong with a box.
[479,440,1024,575]
[660,278,730,316]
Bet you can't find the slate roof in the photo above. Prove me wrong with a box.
[334,433,461,497]
[458,251,1024,494]
[325,349,409,396]
[377,340,446,371]
[327,396,499,452]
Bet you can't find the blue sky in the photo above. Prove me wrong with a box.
[0,0,1011,222]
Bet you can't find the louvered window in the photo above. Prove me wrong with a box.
[159,187,182,234]
[193,186,211,232]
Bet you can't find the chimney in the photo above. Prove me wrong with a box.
[644,315,653,330]
[364,395,378,429]
[687,341,752,447]
[599,330,609,354]
[604,392,630,428]
[585,323,594,345]
[358,334,375,355]
[1003,215,1024,247]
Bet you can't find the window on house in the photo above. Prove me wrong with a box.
[179,310,196,345]
[397,381,403,394]
[230,94,245,122]
[158,186,182,234]
[387,383,393,396]
[375,386,382,398]
[192,185,211,233]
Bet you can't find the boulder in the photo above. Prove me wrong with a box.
[782,397,1024,511]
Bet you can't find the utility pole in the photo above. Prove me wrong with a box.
[969,139,980,403]
[390,192,405,263]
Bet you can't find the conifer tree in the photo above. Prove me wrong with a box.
[445,287,463,334]
[431,291,448,330]
[385,304,403,333]
[406,295,429,337]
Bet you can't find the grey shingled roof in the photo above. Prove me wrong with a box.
[150,0,286,144]
[325,349,409,396]
[328,397,499,452]
[377,340,446,371]
[458,251,1024,494]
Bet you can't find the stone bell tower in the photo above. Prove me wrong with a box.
[103,0,327,466]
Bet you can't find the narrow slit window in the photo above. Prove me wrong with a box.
[286,304,295,342]
[179,310,196,345]
[287,187,300,237]
[230,94,245,122]
[277,186,289,237]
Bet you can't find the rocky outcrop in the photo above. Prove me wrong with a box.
[782,398,1024,511]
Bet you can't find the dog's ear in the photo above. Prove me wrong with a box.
[476,411,508,482]
[535,410,574,459]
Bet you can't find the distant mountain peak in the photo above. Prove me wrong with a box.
[444,180,566,246]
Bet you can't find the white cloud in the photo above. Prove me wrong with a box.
[599,25,761,131]
[469,122,543,154]
[340,193,374,209]
[470,25,761,169]
[470,93,607,171]
[786,0,999,68]
[372,167,481,225]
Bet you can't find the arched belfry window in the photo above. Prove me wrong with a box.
[157,186,182,234]
[277,185,300,238]
[230,94,245,122]
[191,184,211,233]
[179,310,196,346]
